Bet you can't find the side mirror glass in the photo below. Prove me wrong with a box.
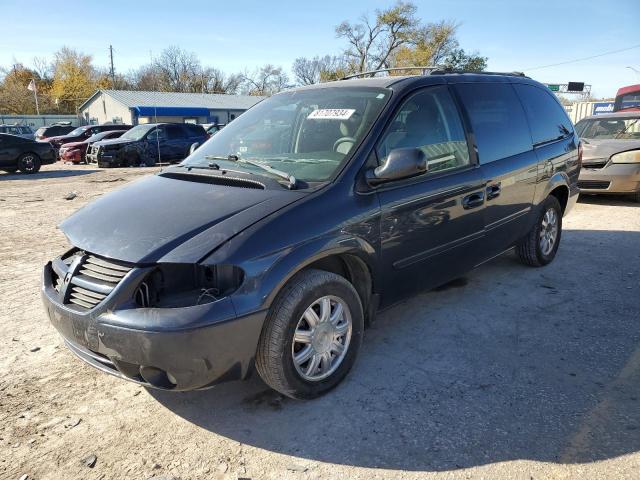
[366,147,427,186]
[189,142,200,155]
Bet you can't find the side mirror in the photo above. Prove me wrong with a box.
[366,147,427,186]
[189,142,200,155]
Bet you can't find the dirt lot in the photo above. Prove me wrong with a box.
[1,163,639,480]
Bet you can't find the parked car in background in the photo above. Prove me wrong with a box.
[42,72,580,399]
[35,123,75,141]
[0,133,56,173]
[0,124,35,140]
[575,112,640,201]
[59,130,128,164]
[87,123,207,167]
[48,124,132,152]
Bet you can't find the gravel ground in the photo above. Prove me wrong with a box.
[1,163,639,480]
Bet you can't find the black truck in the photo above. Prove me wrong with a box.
[87,123,207,167]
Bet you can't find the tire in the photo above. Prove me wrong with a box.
[125,152,140,168]
[17,153,41,174]
[516,195,562,267]
[143,154,157,167]
[631,192,640,203]
[256,269,364,400]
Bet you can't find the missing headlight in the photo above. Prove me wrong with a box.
[134,264,244,308]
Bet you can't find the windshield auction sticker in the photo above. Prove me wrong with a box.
[307,109,356,120]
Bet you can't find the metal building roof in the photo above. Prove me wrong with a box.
[80,89,265,112]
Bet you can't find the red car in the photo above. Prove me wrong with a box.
[59,130,128,164]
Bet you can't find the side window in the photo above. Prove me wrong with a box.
[166,125,184,139]
[455,83,531,164]
[147,127,166,141]
[376,86,470,176]
[514,84,573,145]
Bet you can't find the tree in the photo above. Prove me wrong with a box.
[50,47,105,113]
[292,55,349,85]
[241,65,289,96]
[0,63,55,114]
[335,1,419,73]
[201,67,243,94]
[442,48,487,71]
[393,20,459,68]
[153,46,201,92]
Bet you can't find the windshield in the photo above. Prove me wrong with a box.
[120,125,153,141]
[68,127,88,136]
[578,117,640,140]
[183,87,390,183]
[617,92,640,111]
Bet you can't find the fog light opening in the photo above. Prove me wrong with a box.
[139,366,177,389]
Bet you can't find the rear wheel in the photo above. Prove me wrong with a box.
[17,153,41,174]
[256,269,364,399]
[516,195,562,267]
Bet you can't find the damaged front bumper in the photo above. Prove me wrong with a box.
[41,259,266,391]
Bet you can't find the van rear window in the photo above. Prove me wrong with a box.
[455,83,531,164]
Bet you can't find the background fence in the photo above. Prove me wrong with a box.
[0,114,83,128]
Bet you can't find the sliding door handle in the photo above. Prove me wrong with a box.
[462,191,485,209]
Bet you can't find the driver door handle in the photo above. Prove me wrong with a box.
[486,183,501,200]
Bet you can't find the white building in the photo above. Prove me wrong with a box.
[79,89,265,126]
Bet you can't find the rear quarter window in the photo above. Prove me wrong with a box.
[514,84,573,145]
[455,83,531,164]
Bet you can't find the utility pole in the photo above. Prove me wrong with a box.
[109,45,116,88]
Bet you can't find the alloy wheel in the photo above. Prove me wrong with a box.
[539,208,558,256]
[291,295,352,382]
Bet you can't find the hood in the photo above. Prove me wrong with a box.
[61,140,87,149]
[60,170,306,264]
[582,138,640,161]
[94,137,135,147]
[49,134,82,144]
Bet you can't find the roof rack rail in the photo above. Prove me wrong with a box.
[341,66,527,80]
[429,69,527,77]
[341,66,441,80]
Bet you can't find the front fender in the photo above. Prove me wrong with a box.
[229,234,378,318]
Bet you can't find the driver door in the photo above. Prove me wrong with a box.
[375,85,487,306]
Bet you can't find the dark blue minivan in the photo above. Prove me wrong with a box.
[42,71,581,399]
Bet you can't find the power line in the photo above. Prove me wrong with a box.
[522,44,640,71]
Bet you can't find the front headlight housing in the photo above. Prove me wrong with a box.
[134,264,244,308]
[610,150,640,164]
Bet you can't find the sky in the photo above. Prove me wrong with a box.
[0,0,638,98]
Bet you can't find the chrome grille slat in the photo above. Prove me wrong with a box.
[81,262,128,278]
[68,296,95,309]
[71,286,106,300]
[79,268,123,283]
[85,256,131,272]
[70,290,101,305]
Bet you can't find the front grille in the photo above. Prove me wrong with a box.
[578,180,611,190]
[51,251,133,311]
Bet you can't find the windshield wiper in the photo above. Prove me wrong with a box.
[615,119,639,139]
[205,155,297,189]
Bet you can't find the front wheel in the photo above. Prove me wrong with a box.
[256,269,364,399]
[17,153,41,174]
[516,195,562,267]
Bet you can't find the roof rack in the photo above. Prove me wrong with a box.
[341,66,527,80]
[341,66,441,80]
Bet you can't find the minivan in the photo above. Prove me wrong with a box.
[42,71,581,399]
